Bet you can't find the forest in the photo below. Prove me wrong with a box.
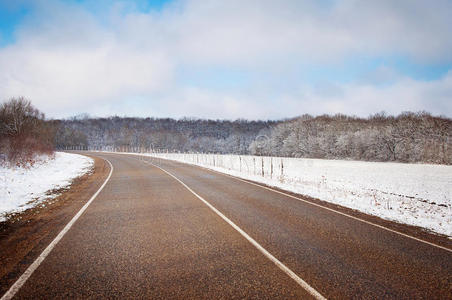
[52,116,275,155]
[55,111,451,165]
[1,98,451,166]
[249,112,451,164]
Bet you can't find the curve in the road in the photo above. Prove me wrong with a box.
[146,160,326,300]
[139,154,451,298]
[145,155,451,254]
[3,152,450,298]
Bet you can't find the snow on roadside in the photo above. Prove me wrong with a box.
[0,152,93,221]
[131,152,451,237]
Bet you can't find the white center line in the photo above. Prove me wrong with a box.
[151,155,452,254]
[145,159,326,300]
[112,152,452,253]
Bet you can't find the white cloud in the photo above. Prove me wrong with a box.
[0,0,174,117]
[102,72,452,120]
[288,71,452,117]
[0,41,173,116]
[0,0,451,118]
[134,0,452,65]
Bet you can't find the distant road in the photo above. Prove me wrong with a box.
[4,152,452,299]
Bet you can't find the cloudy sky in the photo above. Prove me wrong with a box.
[0,0,451,120]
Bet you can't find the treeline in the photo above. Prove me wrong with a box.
[250,112,452,164]
[52,116,275,154]
[1,97,451,166]
[0,98,55,167]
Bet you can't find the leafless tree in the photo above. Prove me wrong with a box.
[0,97,54,167]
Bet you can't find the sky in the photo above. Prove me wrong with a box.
[0,0,451,120]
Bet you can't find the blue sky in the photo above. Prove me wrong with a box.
[0,2,29,46]
[0,0,451,119]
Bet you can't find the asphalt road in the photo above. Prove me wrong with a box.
[4,153,452,299]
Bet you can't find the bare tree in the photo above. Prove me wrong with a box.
[0,97,54,167]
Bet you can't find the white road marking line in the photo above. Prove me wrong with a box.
[145,155,452,254]
[205,167,452,254]
[1,158,114,300]
[145,160,326,300]
[108,152,452,253]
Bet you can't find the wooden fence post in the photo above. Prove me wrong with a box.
[270,157,273,179]
[281,159,284,177]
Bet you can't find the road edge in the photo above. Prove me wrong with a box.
[0,157,114,300]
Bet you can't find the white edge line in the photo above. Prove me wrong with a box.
[144,159,326,300]
[1,157,114,300]
[140,154,452,254]
[206,166,452,254]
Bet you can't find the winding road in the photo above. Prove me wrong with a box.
[2,152,451,299]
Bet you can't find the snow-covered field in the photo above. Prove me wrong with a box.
[0,152,93,221]
[136,152,451,237]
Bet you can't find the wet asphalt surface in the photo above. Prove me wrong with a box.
[10,153,452,299]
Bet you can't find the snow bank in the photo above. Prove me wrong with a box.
[140,153,452,237]
[0,152,93,221]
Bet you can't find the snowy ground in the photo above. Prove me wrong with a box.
[123,152,451,237]
[0,152,93,221]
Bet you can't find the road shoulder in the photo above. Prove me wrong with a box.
[0,154,109,295]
